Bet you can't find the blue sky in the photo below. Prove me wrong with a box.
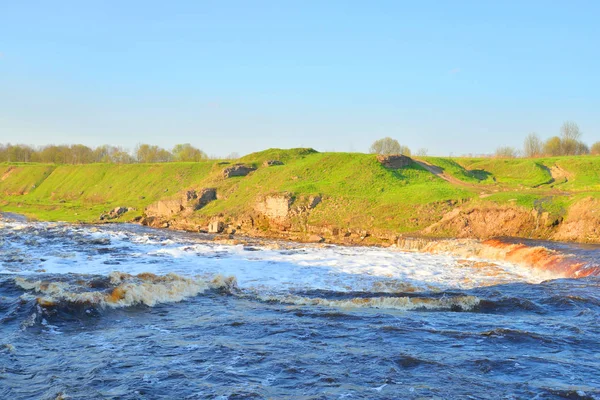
[1,1,599,156]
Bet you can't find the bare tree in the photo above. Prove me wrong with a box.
[369,137,410,155]
[591,142,600,155]
[523,133,542,158]
[560,121,582,142]
[415,148,428,156]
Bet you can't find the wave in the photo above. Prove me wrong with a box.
[14,272,238,309]
[256,293,481,312]
[398,237,600,279]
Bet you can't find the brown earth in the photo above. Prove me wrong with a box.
[553,197,600,243]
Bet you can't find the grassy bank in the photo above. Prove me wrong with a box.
[2,149,600,243]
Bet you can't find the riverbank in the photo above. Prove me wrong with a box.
[2,148,600,246]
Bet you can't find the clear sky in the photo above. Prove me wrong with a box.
[1,1,599,157]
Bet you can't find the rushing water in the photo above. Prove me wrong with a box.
[1,217,599,399]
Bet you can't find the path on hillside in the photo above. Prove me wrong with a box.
[533,164,573,188]
[414,159,494,197]
[414,160,466,186]
[415,159,576,198]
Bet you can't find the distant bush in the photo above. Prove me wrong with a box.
[591,142,600,155]
[543,136,563,156]
[495,146,519,158]
[135,144,173,163]
[172,143,207,162]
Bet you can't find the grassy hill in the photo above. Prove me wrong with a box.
[2,149,600,243]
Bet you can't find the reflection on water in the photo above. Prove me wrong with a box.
[1,218,599,399]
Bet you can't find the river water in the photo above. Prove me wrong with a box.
[1,217,599,399]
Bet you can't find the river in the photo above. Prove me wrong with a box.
[1,216,599,399]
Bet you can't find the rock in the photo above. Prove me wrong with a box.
[146,199,183,217]
[307,234,325,243]
[255,193,294,220]
[237,216,254,229]
[208,220,225,234]
[227,227,237,235]
[376,154,412,169]
[222,164,257,178]
[145,188,217,218]
[263,160,284,167]
[196,188,217,209]
[100,206,129,221]
[308,195,322,209]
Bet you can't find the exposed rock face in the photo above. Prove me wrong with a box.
[100,206,133,221]
[208,220,225,233]
[223,164,257,178]
[263,160,284,167]
[422,206,538,239]
[146,199,184,218]
[255,193,294,221]
[553,197,600,242]
[195,188,217,209]
[145,188,217,218]
[376,154,412,169]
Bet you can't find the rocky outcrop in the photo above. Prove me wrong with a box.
[377,154,412,169]
[255,193,294,221]
[553,197,600,243]
[263,160,284,167]
[100,206,134,221]
[223,164,256,178]
[422,205,539,239]
[145,188,217,218]
[208,220,225,233]
[195,188,218,208]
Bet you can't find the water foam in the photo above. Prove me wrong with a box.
[257,293,481,311]
[0,222,565,312]
[15,272,237,308]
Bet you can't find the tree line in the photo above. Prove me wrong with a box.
[369,121,598,159]
[499,121,599,158]
[0,143,218,164]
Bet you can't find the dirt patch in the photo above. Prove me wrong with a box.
[549,165,572,183]
[1,166,15,181]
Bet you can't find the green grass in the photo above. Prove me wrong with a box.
[200,152,475,231]
[1,162,217,221]
[2,151,600,234]
[453,158,552,187]
[419,157,492,183]
[0,164,56,195]
[542,156,600,191]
